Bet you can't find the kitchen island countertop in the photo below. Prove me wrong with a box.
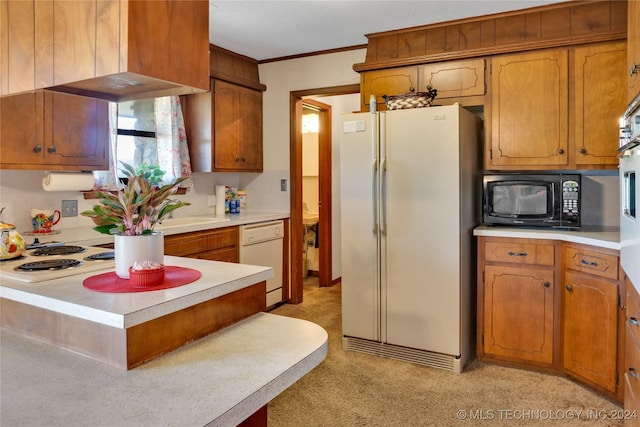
[473,225,620,250]
[0,255,273,328]
[1,312,328,427]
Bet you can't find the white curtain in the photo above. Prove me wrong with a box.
[92,96,193,190]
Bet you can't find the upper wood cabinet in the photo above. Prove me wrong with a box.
[0,90,109,170]
[487,42,625,170]
[418,58,486,100]
[185,45,266,173]
[360,58,486,111]
[489,49,569,169]
[628,0,640,102]
[0,0,209,101]
[573,42,627,168]
[186,79,263,173]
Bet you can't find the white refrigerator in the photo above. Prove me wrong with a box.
[340,104,480,373]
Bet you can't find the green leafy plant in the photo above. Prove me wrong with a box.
[81,163,190,236]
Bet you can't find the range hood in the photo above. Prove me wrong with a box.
[1,0,210,102]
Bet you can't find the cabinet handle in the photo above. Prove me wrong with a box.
[507,251,527,257]
[630,317,640,326]
[543,282,551,288]
[33,145,42,153]
[630,368,639,380]
[47,146,56,153]
[580,259,598,267]
[557,148,565,155]
[565,284,572,291]
[579,147,587,155]
[631,63,639,76]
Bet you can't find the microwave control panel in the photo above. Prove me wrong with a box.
[562,180,580,217]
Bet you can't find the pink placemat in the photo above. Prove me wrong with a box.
[83,266,201,293]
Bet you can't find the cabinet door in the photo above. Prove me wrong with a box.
[574,42,627,168]
[0,91,45,167]
[213,80,263,171]
[483,265,555,364]
[563,271,618,393]
[44,91,109,168]
[418,58,485,99]
[489,50,569,168]
[360,66,418,111]
[628,0,640,102]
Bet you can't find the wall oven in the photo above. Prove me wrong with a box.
[620,97,640,289]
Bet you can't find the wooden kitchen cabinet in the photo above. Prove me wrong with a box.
[628,0,640,103]
[488,43,625,170]
[478,237,558,366]
[164,226,239,263]
[0,90,109,170]
[0,0,209,101]
[186,79,264,172]
[573,42,627,168]
[562,242,620,394]
[625,276,640,425]
[360,66,419,111]
[418,58,486,101]
[360,58,486,111]
[488,49,569,169]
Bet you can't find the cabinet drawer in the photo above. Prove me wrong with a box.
[625,324,640,421]
[564,246,619,280]
[195,247,239,263]
[484,241,555,266]
[628,284,640,348]
[164,226,238,257]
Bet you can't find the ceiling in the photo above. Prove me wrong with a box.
[209,0,570,62]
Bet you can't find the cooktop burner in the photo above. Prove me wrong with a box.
[16,259,83,271]
[84,251,115,261]
[31,245,87,256]
[0,255,26,262]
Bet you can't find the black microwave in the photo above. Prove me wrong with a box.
[482,172,581,229]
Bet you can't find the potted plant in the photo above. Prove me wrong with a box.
[82,163,190,278]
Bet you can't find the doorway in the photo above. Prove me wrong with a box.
[288,84,359,304]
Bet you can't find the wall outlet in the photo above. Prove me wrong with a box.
[280,179,287,191]
[61,200,78,217]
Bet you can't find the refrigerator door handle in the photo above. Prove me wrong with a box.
[380,157,387,234]
[372,158,378,233]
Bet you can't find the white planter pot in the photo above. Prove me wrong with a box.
[114,232,165,279]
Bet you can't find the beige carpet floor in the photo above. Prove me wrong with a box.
[267,280,624,427]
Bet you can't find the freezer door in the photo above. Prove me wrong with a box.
[340,112,381,341]
[381,105,476,356]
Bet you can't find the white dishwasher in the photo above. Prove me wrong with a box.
[239,220,285,308]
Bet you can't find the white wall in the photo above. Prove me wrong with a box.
[258,49,366,281]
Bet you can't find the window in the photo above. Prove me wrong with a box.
[93,96,193,190]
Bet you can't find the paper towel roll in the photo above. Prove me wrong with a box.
[215,185,226,217]
[42,172,95,192]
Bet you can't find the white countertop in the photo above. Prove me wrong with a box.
[53,211,290,247]
[473,225,621,250]
[0,312,328,427]
[0,255,273,328]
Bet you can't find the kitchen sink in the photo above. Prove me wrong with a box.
[302,212,319,225]
[156,216,230,230]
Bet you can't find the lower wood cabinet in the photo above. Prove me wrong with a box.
[164,226,239,263]
[625,275,640,425]
[478,236,624,401]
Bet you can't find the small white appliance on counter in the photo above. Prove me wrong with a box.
[620,97,640,293]
[0,245,115,283]
[340,104,480,373]
[239,221,284,308]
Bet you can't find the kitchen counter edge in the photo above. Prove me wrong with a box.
[0,312,328,427]
[58,211,290,247]
[473,225,620,250]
